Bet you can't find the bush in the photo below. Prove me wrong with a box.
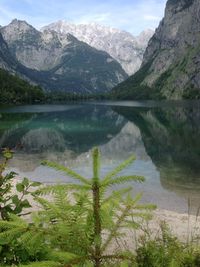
[136,222,200,267]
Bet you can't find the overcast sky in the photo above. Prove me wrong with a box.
[0,0,167,35]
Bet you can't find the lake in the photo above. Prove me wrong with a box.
[0,101,200,214]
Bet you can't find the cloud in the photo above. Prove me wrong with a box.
[0,0,167,35]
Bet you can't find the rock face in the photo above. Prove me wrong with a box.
[1,19,128,93]
[0,31,39,83]
[0,32,19,71]
[41,21,154,75]
[1,19,63,71]
[113,0,200,99]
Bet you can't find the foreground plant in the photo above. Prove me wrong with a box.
[0,148,155,266]
[0,148,42,264]
[0,148,41,220]
[136,222,200,267]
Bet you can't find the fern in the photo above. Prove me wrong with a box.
[41,161,91,185]
[38,147,155,266]
[0,147,155,266]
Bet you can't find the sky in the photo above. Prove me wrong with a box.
[0,0,167,35]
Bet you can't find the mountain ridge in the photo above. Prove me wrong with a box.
[41,21,154,75]
[0,19,128,93]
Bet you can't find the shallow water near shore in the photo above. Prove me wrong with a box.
[0,100,200,214]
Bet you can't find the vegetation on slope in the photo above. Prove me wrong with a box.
[0,69,45,104]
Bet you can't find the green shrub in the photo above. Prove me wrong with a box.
[136,222,200,267]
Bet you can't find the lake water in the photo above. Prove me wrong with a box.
[0,101,200,214]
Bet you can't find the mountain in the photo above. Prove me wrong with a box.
[0,31,21,72]
[41,21,154,75]
[113,0,200,99]
[0,33,44,103]
[1,19,63,71]
[1,19,128,93]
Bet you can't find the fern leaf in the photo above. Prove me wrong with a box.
[48,250,83,264]
[34,183,90,196]
[102,175,145,187]
[0,227,27,244]
[102,155,136,185]
[41,161,90,185]
[101,187,132,207]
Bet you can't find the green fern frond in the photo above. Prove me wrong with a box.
[0,227,27,244]
[123,193,143,207]
[102,175,145,187]
[47,250,83,264]
[101,187,132,206]
[0,219,27,230]
[34,183,90,196]
[41,160,90,185]
[102,155,136,185]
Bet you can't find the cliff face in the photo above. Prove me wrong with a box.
[113,0,200,99]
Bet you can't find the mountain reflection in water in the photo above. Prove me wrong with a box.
[0,101,200,213]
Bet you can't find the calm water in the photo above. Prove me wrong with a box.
[0,101,200,213]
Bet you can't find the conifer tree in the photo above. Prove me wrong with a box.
[0,148,156,266]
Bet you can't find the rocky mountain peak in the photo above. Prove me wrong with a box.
[41,21,154,75]
[5,19,36,33]
[1,19,40,46]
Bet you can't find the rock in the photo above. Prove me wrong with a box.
[41,21,154,75]
[113,0,200,99]
[0,19,128,93]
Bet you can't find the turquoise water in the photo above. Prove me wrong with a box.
[0,101,200,213]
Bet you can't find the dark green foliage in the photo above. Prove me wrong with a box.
[111,60,153,100]
[136,222,200,267]
[0,67,110,104]
[44,91,110,102]
[111,59,164,100]
[182,85,200,99]
[0,148,41,220]
[0,68,45,104]
[0,149,42,265]
[153,68,173,91]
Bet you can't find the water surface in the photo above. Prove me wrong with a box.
[0,101,200,214]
